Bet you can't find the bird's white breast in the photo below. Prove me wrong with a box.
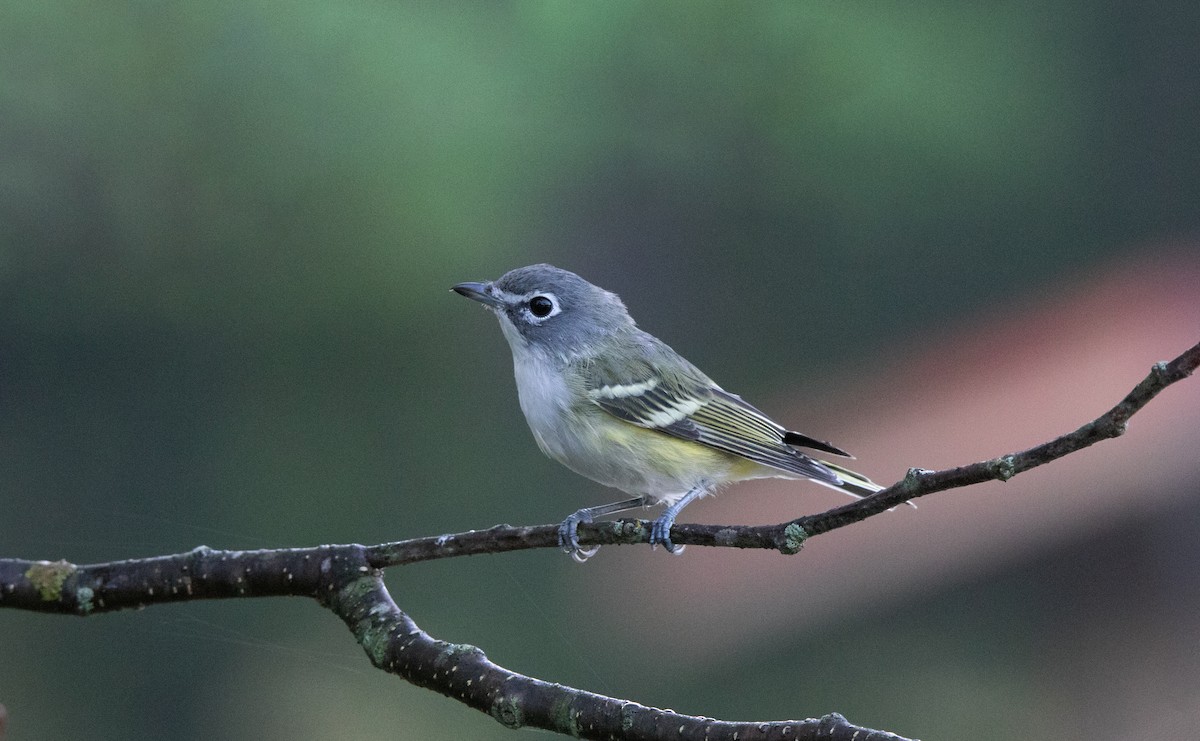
[499,319,575,460]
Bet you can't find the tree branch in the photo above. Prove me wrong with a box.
[2,340,1197,739]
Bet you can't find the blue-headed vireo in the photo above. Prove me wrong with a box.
[453,264,882,561]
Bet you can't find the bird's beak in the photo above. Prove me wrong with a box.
[451,281,505,309]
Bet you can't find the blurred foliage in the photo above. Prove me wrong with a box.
[1,1,1197,739]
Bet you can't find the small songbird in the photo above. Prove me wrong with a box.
[453,264,883,561]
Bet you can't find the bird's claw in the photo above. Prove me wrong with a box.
[569,546,600,563]
[649,513,685,555]
[558,510,600,562]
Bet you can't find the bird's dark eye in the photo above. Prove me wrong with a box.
[529,295,555,318]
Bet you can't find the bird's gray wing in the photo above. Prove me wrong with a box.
[580,341,839,483]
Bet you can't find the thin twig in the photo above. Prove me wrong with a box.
[367,340,1200,562]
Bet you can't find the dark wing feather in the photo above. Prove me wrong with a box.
[781,430,853,458]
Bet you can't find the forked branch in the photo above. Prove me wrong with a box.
[2,340,1197,740]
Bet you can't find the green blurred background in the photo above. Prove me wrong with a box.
[2,2,1199,739]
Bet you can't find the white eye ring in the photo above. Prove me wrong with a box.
[524,292,562,323]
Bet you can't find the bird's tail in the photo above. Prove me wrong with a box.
[816,460,886,498]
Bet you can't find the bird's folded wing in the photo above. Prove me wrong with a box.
[582,355,838,484]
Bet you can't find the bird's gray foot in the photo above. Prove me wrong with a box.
[648,487,707,555]
[649,511,685,555]
[558,509,600,563]
[556,497,649,563]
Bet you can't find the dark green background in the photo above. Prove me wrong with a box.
[2,3,1198,739]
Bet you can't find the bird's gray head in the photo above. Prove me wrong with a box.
[452,264,635,358]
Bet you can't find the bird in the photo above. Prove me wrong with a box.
[452,264,883,561]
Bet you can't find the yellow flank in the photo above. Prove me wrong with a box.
[595,414,769,484]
